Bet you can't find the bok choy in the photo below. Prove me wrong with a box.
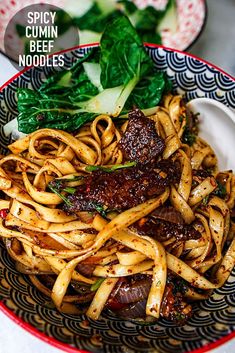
[15,15,171,134]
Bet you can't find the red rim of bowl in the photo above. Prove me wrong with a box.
[0,42,235,353]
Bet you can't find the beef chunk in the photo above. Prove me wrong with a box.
[64,160,179,213]
[118,108,165,164]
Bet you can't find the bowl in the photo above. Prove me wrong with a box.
[0,0,207,63]
[0,44,235,353]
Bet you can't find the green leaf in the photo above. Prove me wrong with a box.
[100,16,153,89]
[118,0,138,15]
[139,31,162,45]
[72,3,103,31]
[125,73,170,109]
[133,6,166,32]
[91,278,105,291]
[69,71,100,102]
[73,3,122,33]
[17,88,98,133]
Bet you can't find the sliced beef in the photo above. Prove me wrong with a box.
[118,108,165,164]
[64,160,180,213]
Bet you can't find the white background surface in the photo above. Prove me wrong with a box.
[0,0,235,352]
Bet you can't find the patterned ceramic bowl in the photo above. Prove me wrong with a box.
[0,0,207,62]
[0,44,235,353]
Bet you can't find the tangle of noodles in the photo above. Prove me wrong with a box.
[0,93,235,324]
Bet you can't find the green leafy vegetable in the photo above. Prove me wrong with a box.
[17,88,98,133]
[85,161,136,172]
[132,6,166,32]
[72,3,104,32]
[100,16,153,89]
[16,15,171,134]
[91,278,105,291]
[72,3,121,33]
[71,0,177,45]
[126,73,171,109]
[139,32,162,45]
[118,0,138,15]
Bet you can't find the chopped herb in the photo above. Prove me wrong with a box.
[48,183,72,206]
[179,115,184,123]
[213,182,227,199]
[182,130,196,146]
[56,176,85,182]
[182,110,199,146]
[63,187,76,194]
[85,161,136,173]
[91,278,105,291]
[156,280,161,286]
[175,312,186,321]
[89,202,108,217]
[168,275,188,295]
[202,195,209,205]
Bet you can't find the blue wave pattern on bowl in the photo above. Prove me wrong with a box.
[0,46,235,353]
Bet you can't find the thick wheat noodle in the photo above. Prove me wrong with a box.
[0,95,234,321]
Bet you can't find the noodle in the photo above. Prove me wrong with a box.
[0,93,235,324]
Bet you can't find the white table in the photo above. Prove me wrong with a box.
[0,0,235,352]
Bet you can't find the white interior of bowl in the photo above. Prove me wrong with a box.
[188,99,235,171]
